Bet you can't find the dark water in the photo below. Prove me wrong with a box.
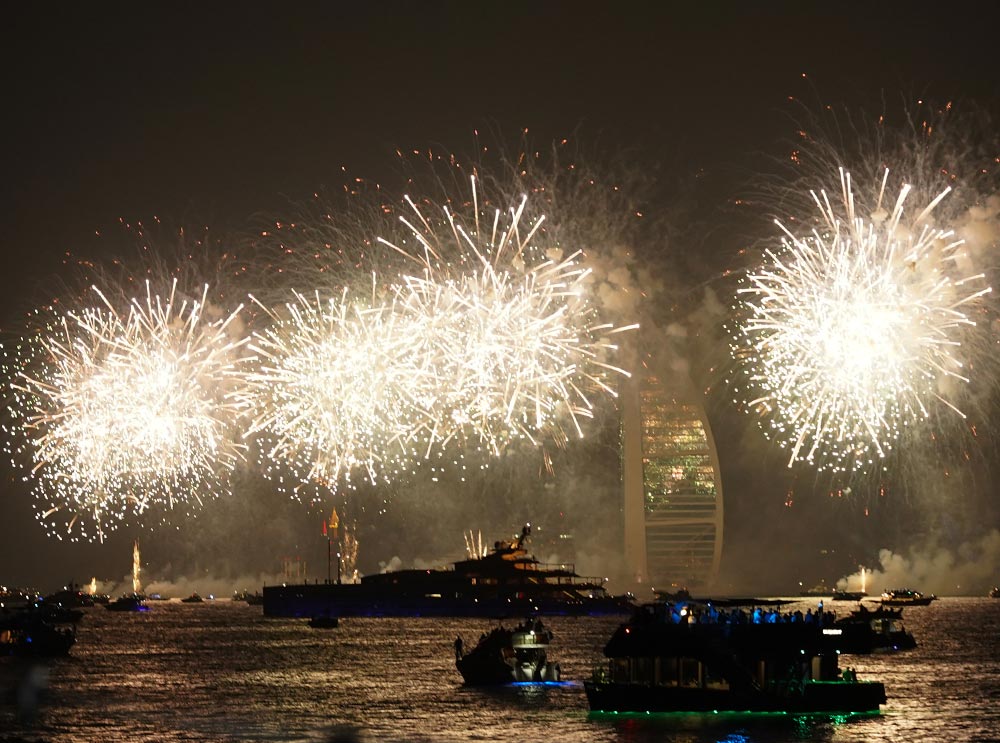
[2,598,998,742]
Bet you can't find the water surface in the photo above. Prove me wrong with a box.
[2,597,997,742]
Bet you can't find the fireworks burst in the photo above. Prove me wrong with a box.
[731,168,992,473]
[243,178,636,493]
[244,286,438,489]
[2,280,252,541]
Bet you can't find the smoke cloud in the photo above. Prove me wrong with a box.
[837,530,1000,596]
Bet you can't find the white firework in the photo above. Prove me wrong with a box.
[732,168,991,473]
[244,286,439,490]
[243,178,637,493]
[3,280,252,541]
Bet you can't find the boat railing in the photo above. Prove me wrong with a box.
[528,562,608,585]
[533,561,576,573]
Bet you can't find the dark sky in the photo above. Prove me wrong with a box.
[2,2,999,594]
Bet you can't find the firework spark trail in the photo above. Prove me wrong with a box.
[244,287,441,489]
[383,185,637,448]
[244,178,636,493]
[732,168,992,473]
[3,279,252,541]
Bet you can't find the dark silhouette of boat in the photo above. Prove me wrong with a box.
[455,619,560,685]
[263,525,634,618]
[106,594,147,612]
[0,612,76,657]
[831,590,867,602]
[880,589,936,606]
[584,602,887,713]
[832,605,916,653]
[45,582,95,608]
[27,602,84,625]
[799,581,832,597]
[233,590,264,605]
[308,615,339,629]
[181,593,204,604]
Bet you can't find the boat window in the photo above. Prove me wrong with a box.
[632,657,654,684]
[680,658,701,688]
[703,664,729,690]
[611,659,630,683]
[657,657,679,686]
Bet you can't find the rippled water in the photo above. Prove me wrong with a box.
[1,597,998,742]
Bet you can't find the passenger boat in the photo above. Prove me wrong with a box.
[880,589,936,606]
[263,525,634,618]
[584,602,887,713]
[832,605,916,653]
[455,619,560,685]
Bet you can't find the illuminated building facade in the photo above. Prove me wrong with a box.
[622,372,723,590]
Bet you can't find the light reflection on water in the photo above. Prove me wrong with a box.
[0,597,997,742]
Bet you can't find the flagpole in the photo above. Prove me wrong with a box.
[325,508,340,586]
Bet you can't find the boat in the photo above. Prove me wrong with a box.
[799,581,832,597]
[233,590,264,605]
[832,605,916,653]
[880,589,936,606]
[0,587,40,609]
[26,602,84,625]
[990,586,1000,598]
[181,593,204,603]
[308,615,339,629]
[45,582,95,608]
[106,594,147,612]
[263,525,635,618]
[584,602,887,713]
[0,612,76,657]
[831,590,867,602]
[455,619,560,685]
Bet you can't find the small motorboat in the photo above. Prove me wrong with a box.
[455,619,560,685]
[880,589,936,606]
[834,605,917,653]
[181,593,204,604]
[106,594,147,612]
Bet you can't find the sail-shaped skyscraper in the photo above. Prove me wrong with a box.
[621,370,724,591]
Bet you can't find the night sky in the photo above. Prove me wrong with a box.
[3,2,999,595]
